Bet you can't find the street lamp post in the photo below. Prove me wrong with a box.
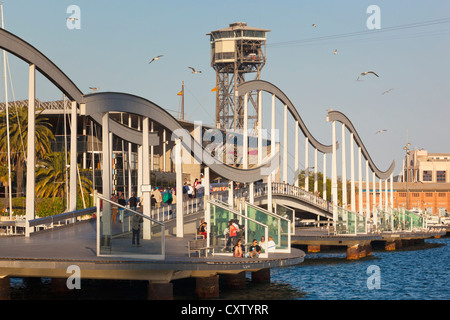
[403,142,411,210]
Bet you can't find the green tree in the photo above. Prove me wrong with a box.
[35,152,92,206]
[0,104,54,197]
[298,169,356,205]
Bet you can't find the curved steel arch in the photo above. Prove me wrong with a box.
[327,110,395,179]
[0,28,83,102]
[0,29,156,146]
[82,91,279,183]
[236,80,333,154]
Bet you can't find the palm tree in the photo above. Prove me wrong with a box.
[35,152,67,199]
[0,103,54,197]
[35,152,92,208]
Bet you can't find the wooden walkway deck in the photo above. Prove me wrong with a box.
[0,219,305,283]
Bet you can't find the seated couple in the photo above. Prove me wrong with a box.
[233,239,261,258]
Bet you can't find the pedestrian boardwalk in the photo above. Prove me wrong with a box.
[0,219,305,282]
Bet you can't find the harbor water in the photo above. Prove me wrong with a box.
[9,237,449,300]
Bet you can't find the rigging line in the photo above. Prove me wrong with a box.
[5,52,27,161]
[268,17,450,48]
[184,85,215,124]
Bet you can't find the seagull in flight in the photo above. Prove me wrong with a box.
[357,71,379,81]
[188,67,202,74]
[149,55,163,64]
[89,87,99,93]
[376,129,387,134]
[334,49,338,55]
[312,24,317,27]
[382,88,394,95]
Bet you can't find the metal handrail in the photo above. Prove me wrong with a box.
[28,207,96,228]
[96,195,165,259]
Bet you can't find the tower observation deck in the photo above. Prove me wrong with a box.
[207,22,270,131]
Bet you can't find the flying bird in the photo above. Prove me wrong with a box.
[149,55,163,64]
[67,17,78,21]
[334,49,338,55]
[376,129,387,134]
[312,24,317,27]
[382,88,394,95]
[188,67,202,74]
[89,87,99,92]
[357,71,379,81]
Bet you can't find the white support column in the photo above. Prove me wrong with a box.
[267,173,273,212]
[268,94,276,212]
[142,117,151,239]
[350,133,355,212]
[228,180,234,208]
[150,121,154,171]
[128,115,132,197]
[323,153,327,200]
[257,90,263,166]
[137,118,143,198]
[175,138,183,237]
[358,147,363,214]
[379,178,383,209]
[390,173,394,208]
[385,179,388,211]
[372,172,376,210]
[102,112,112,236]
[341,124,347,208]
[305,137,309,191]
[204,167,211,245]
[373,172,378,228]
[137,145,143,198]
[249,182,254,204]
[82,118,87,169]
[294,122,299,187]
[25,64,36,237]
[283,104,288,183]
[243,93,248,169]
[314,148,318,193]
[331,121,338,220]
[365,160,370,217]
[69,101,78,212]
[163,129,166,171]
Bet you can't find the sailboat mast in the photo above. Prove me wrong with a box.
[1,4,13,221]
[181,81,184,120]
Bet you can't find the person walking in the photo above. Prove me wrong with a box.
[118,194,126,223]
[127,192,138,212]
[131,213,143,246]
[152,187,162,208]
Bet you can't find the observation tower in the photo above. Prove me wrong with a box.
[207,22,270,131]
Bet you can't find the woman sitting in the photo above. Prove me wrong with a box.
[233,239,244,257]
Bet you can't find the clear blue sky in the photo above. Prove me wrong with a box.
[2,0,450,182]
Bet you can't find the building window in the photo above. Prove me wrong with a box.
[437,171,446,183]
[423,170,432,182]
